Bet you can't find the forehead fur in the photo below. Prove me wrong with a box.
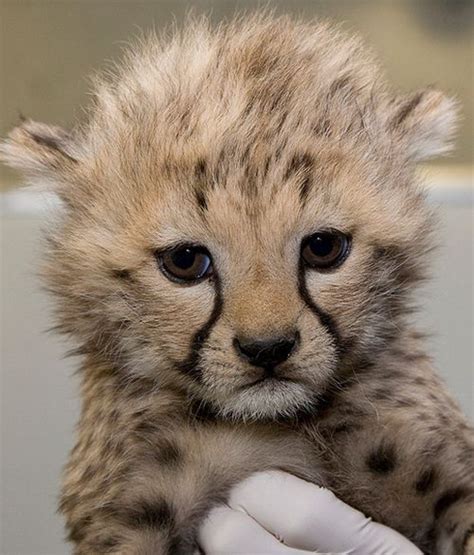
[1,13,457,215]
[83,14,388,189]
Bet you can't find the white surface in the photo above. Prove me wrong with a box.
[0,188,473,555]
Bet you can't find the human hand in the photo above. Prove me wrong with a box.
[199,470,422,554]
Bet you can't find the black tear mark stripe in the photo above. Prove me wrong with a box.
[178,276,223,381]
[434,487,474,520]
[366,442,397,475]
[297,261,344,354]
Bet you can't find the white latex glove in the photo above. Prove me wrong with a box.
[198,470,423,555]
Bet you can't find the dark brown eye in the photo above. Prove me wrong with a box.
[301,230,351,270]
[157,245,213,283]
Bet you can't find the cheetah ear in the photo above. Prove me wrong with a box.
[389,89,459,162]
[0,119,80,189]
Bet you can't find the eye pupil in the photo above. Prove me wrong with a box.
[157,246,213,283]
[171,248,196,270]
[309,234,334,258]
[302,230,351,270]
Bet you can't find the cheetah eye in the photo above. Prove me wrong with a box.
[301,230,351,270]
[156,245,213,284]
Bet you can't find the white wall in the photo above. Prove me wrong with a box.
[1,183,472,555]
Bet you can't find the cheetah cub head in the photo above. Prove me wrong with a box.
[1,15,458,420]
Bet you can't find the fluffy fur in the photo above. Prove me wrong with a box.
[1,13,472,555]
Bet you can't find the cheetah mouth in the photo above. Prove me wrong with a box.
[220,376,315,420]
[238,374,297,391]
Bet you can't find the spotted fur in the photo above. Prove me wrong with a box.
[1,13,472,555]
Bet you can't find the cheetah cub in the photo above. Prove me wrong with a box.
[2,13,473,555]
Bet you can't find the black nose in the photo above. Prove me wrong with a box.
[233,333,299,368]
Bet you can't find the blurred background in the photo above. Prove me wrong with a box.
[0,1,472,554]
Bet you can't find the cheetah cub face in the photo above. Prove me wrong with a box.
[1,16,457,420]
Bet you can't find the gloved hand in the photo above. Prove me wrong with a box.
[198,470,423,554]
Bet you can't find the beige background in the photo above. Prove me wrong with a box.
[0,1,473,554]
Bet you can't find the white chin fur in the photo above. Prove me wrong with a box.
[216,381,315,421]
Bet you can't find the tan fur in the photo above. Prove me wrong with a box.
[1,13,472,554]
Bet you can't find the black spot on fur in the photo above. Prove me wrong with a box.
[30,131,78,163]
[373,387,393,401]
[331,422,362,435]
[154,440,182,467]
[59,492,80,514]
[239,144,252,166]
[284,152,314,203]
[366,442,397,475]
[95,536,121,552]
[189,397,220,421]
[275,111,289,132]
[434,487,472,520]
[134,418,158,436]
[313,118,331,136]
[420,525,437,554]
[312,376,357,418]
[394,397,416,407]
[82,464,98,481]
[284,152,313,179]
[67,515,92,543]
[462,525,474,552]
[195,189,208,211]
[299,175,312,203]
[118,375,156,398]
[103,436,125,457]
[357,357,376,373]
[125,499,175,530]
[168,534,198,555]
[373,244,425,286]
[112,268,132,280]
[414,467,437,495]
[194,158,209,210]
[393,92,424,127]
[31,132,61,150]
[262,155,271,178]
[195,158,207,179]
[329,75,351,96]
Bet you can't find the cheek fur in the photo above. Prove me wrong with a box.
[303,249,417,362]
[106,269,219,378]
